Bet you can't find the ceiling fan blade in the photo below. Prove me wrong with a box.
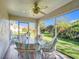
[33,0,41,3]
[39,11,47,15]
[41,6,48,9]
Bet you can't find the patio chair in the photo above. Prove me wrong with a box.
[38,34,58,59]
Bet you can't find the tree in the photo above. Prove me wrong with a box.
[58,20,79,41]
[57,21,71,32]
[56,18,71,38]
[22,27,27,33]
[45,25,54,33]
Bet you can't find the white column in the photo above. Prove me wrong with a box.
[18,21,20,41]
[27,22,30,36]
[35,20,42,59]
[54,17,58,52]
[55,18,57,36]
[35,20,40,40]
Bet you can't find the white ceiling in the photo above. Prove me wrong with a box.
[6,0,72,19]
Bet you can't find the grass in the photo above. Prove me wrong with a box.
[43,33,79,59]
[43,36,52,42]
[56,39,79,59]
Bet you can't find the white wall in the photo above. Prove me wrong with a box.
[0,0,9,58]
[0,19,9,59]
[0,0,8,19]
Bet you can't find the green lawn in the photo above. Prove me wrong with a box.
[43,33,79,59]
[56,39,79,59]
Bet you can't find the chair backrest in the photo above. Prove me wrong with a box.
[41,34,58,52]
[49,37,58,51]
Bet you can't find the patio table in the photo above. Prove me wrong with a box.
[15,38,42,59]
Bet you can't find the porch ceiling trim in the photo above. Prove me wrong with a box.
[9,14,36,22]
[39,0,79,20]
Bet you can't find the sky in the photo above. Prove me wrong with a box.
[17,9,79,27]
[44,9,79,26]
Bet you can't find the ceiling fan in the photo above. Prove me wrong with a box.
[32,0,47,15]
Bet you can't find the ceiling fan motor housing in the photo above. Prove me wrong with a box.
[33,6,40,14]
